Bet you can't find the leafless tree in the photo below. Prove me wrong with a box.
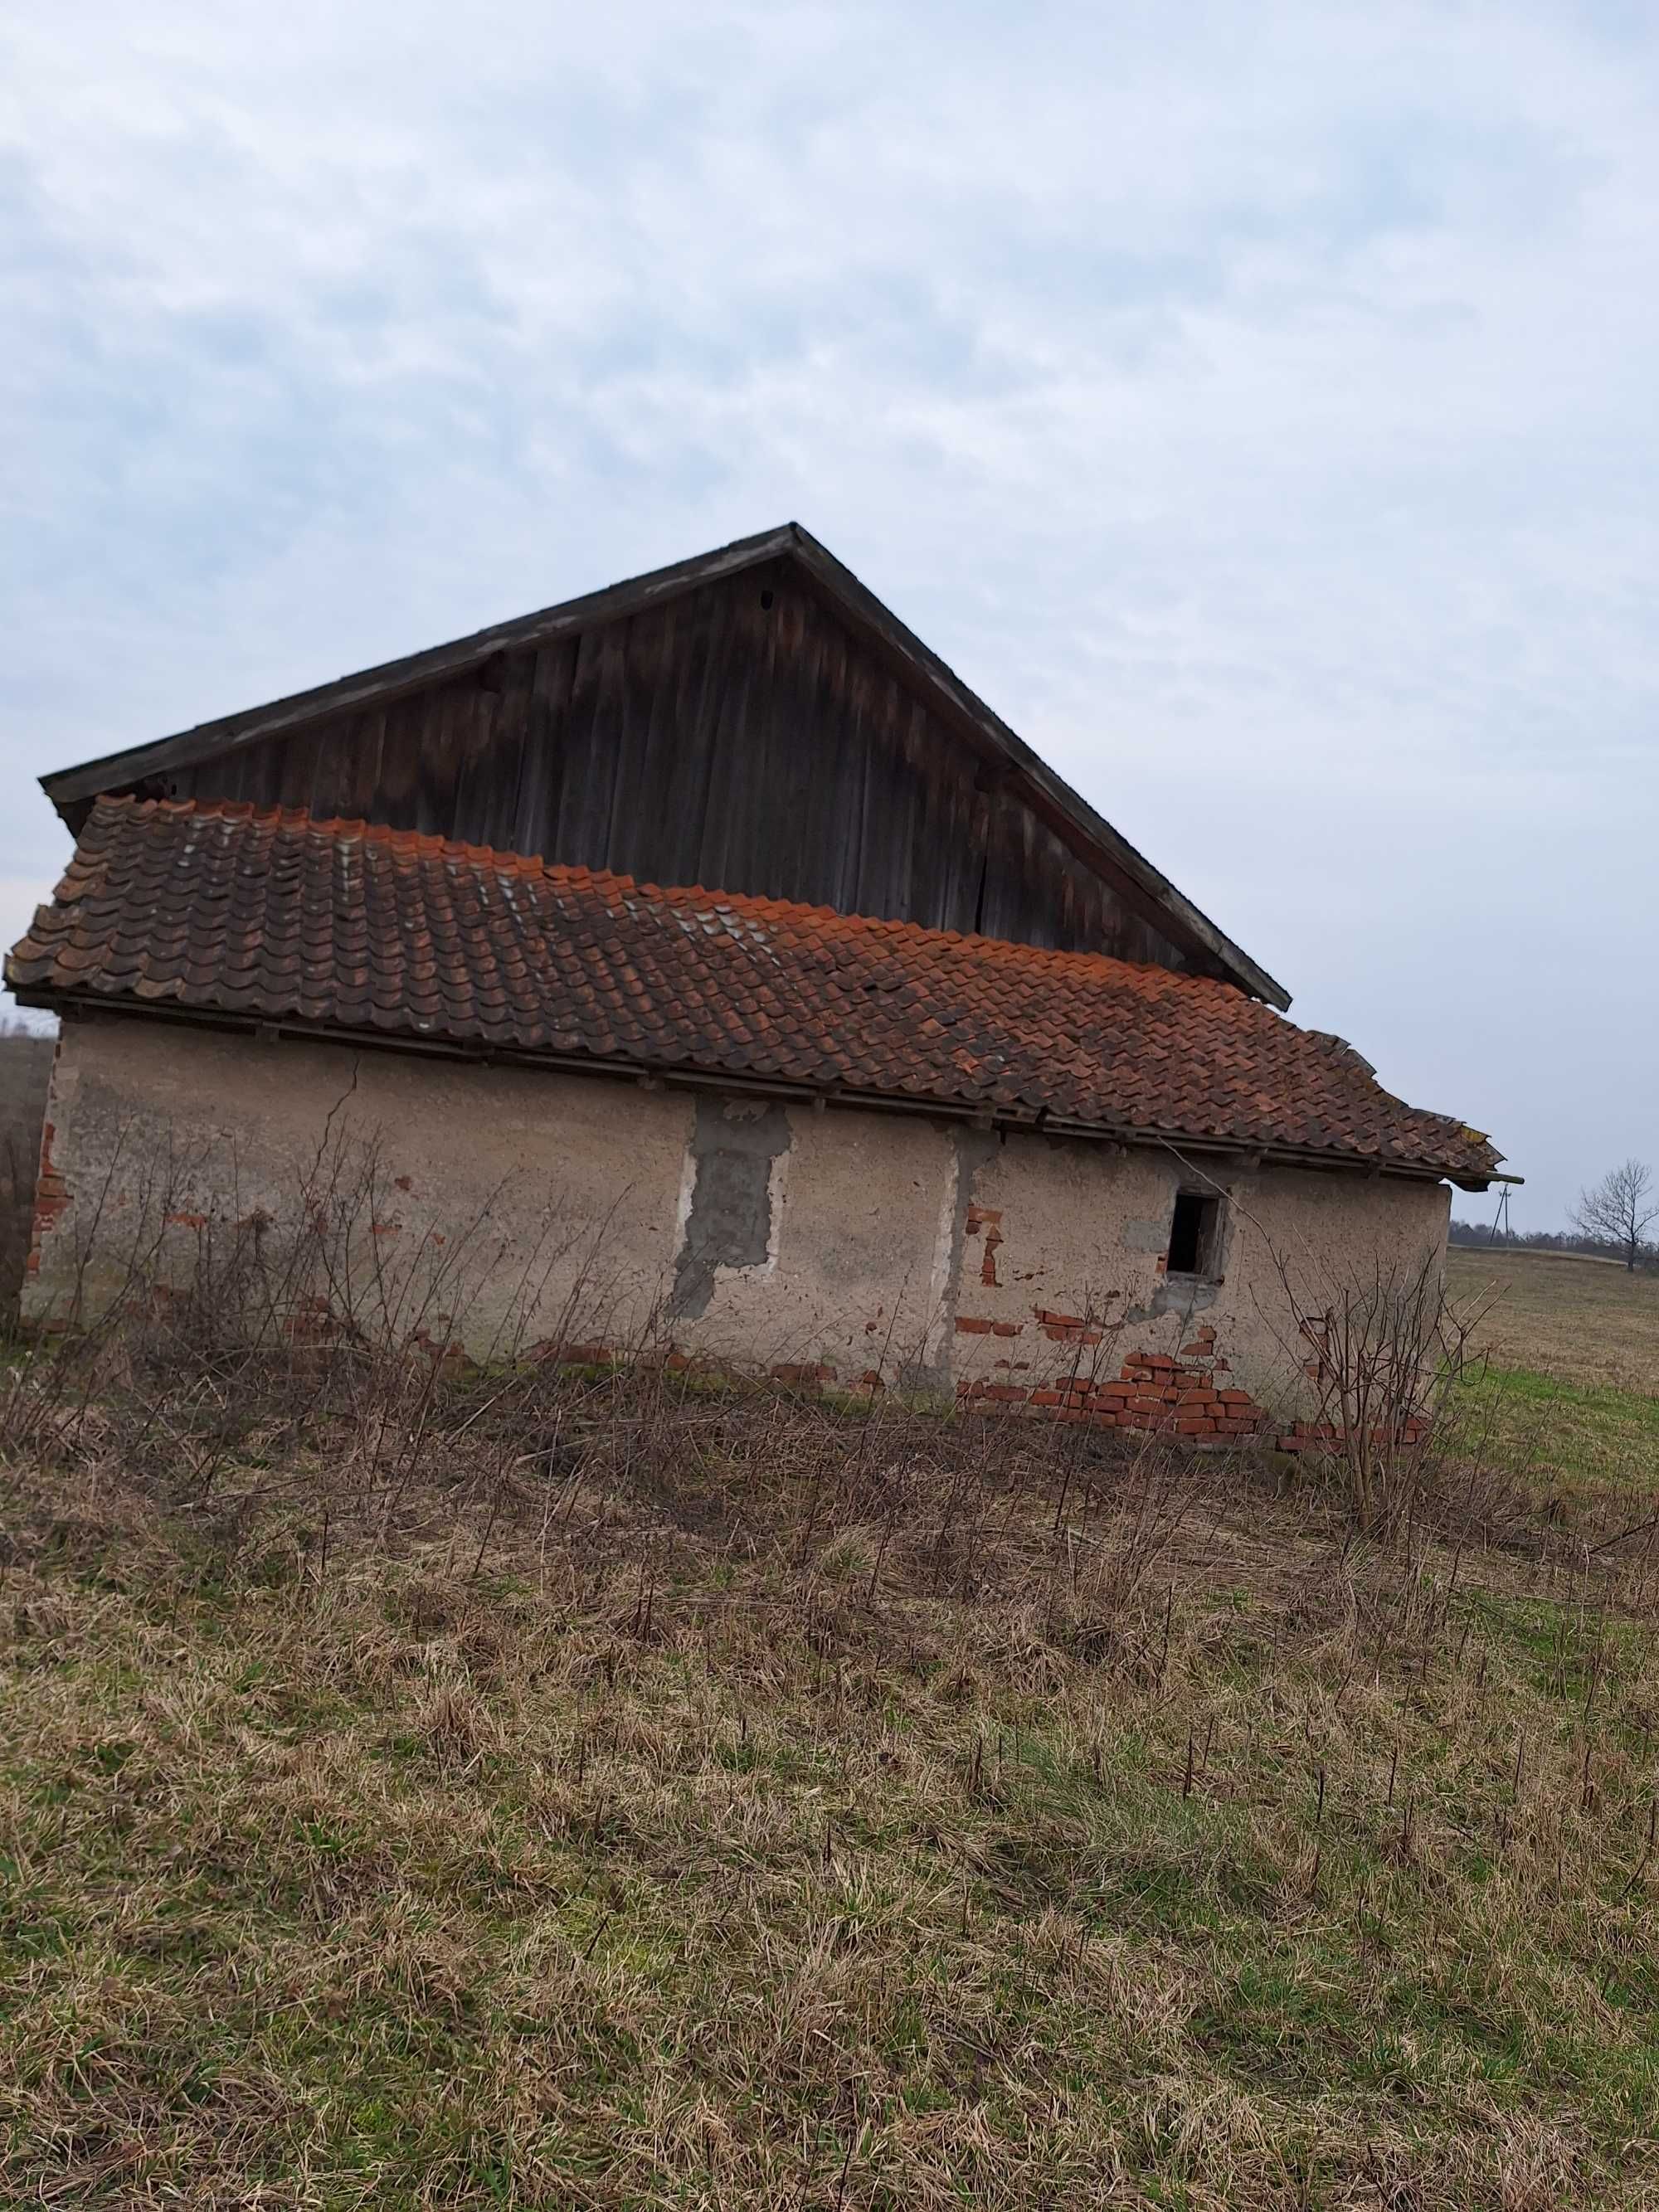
[1573,1159,1658,1272]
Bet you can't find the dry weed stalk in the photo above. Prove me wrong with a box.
[1244,1237,1516,1545]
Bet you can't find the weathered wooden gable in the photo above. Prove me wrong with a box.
[41,527,1288,997]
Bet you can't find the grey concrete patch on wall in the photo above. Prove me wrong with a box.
[898,1121,998,1395]
[671,1096,793,1319]
[1121,1212,1175,1255]
[1126,1276,1220,1326]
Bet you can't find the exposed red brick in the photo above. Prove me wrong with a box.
[980,1228,1004,1286]
[955,1315,993,1335]
[26,1121,67,1277]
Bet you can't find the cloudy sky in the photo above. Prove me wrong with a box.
[3,2,1656,1229]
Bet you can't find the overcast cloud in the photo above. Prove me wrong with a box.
[3,1,1657,1228]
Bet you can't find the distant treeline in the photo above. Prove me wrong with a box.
[1448,1218,1655,1265]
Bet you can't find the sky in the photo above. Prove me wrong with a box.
[2,1,1657,1231]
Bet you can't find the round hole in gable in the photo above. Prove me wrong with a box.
[759,589,775,611]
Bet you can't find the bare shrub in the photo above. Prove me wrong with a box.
[1262,1244,1499,1539]
[0,1118,659,1566]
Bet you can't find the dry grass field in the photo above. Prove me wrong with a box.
[2,1243,1658,2208]
[1447,1246,1659,1396]
[1447,1247,1659,1496]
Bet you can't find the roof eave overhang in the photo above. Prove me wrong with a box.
[18,985,1504,1190]
[36,523,1292,1011]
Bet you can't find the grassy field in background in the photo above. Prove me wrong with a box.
[1447,1245,1659,1395]
[1447,1247,1659,1497]
[2,1250,1659,2207]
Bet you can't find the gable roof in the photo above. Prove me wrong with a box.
[37,523,1291,1011]
[7,796,1505,1188]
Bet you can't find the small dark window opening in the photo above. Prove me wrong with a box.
[759,587,776,610]
[1167,1190,1221,1277]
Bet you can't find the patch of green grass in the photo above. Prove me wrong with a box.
[1450,1360,1659,1495]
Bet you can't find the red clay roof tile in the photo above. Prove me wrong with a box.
[6,797,1505,1183]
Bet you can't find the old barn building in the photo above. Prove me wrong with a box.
[7,526,1506,1437]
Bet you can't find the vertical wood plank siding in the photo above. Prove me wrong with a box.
[146,562,1196,969]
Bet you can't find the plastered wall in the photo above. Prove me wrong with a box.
[27,1017,1451,1431]
[0,1033,56,1323]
